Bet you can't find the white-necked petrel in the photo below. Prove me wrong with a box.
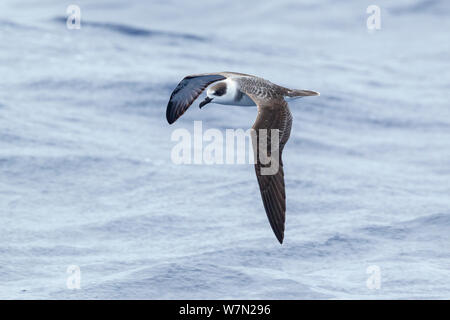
[166,72,319,243]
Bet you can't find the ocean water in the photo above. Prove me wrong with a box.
[0,0,449,299]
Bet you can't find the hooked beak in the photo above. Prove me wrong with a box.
[199,97,213,109]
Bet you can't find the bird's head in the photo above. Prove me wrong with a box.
[199,81,229,108]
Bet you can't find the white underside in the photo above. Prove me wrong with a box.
[214,93,256,107]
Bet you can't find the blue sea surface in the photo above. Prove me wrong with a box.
[0,0,449,299]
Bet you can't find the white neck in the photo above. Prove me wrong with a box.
[207,79,255,107]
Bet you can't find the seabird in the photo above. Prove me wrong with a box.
[166,72,319,243]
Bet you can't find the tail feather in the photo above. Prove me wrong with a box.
[286,89,320,97]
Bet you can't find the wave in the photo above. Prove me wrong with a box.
[52,17,206,42]
[390,0,449,15]
[360,213,450,241]
[404,212,450,228]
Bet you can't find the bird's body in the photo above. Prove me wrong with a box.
[166,72,319,243]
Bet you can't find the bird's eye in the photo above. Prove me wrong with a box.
[215,87,226,96]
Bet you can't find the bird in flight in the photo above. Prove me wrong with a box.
[166,72,319,243]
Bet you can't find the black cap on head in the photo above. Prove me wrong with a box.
[210,82,227,96]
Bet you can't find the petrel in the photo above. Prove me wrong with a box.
[166,72,319,243]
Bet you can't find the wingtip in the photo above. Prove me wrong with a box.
[166,101,176,124]
[276,232,284,244]
[166,116,175,124]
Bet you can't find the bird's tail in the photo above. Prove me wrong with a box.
[286,89,320,97]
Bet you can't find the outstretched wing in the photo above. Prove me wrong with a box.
[250,98,292,244]
[166,73,226,124]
